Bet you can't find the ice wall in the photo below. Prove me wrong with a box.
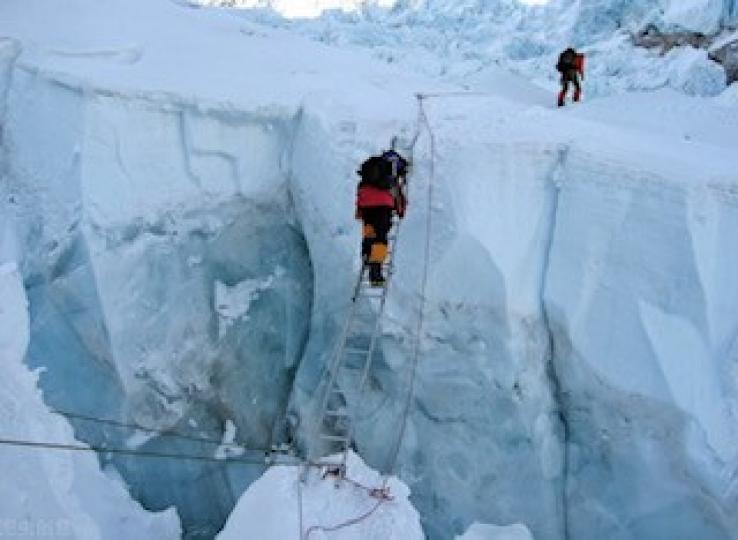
[291,88,738,540]
[546,148,738,538]
[288,95,566,539]
[2,1,738,539]
[0,261,181,539]
[1,54,312,538]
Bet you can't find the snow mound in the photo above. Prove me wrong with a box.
[217,451,423,539]
[0,262,181,539]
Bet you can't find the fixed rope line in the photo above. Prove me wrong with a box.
[417,90,494,99]
[297,460,394,540]
[342,90,427,446]
[381,93,436,484]
[0,436,288,466]
[300,465,393,540]
[381,89,494,481]
[297,464,307,540]
[51,408,264,450]
[304,499,386,540]
[300,106,429,539]
[302,91,445,538]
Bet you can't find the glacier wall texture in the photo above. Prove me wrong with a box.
[287,100,566,539]
[1,55,312,537]
[0,262,181,539]
[547,150,738,538]
[2,10,738,540]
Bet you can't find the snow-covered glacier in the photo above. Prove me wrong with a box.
[1,0,738,539]
[221,0,736,98]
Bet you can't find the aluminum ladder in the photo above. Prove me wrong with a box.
[312,219,401,472]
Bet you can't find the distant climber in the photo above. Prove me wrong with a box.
[556,47,585,107]
[355,150,408,286]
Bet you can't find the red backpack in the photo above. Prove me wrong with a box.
[574,53,585,77]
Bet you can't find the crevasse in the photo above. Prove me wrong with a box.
[2,13,738,540]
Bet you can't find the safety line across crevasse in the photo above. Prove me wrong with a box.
[381,92,434,482]
[0,436,274,465]
[52,408,258,449]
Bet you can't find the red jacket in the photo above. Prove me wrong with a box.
[356,184,395,209]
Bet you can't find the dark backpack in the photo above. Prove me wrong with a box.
[557,48,576,72]
[358,155,393,189]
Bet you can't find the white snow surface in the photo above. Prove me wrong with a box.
[1,0,738,539]
[0,263,181,539]
[217,451,423,539]
[457,522,535,540]
[215,273,277,338]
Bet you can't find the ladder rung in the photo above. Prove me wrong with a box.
[359,289,385,296]
[319,434,350,442]
[344,347,369,355]
[324,409,349,417]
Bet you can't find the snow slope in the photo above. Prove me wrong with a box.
[217,451,423,539]
[1,0,738,539]
[0,263,181,539]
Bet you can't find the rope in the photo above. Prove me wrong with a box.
[416,91,493,99]
[298,94,439,538]
[304,499,386,540]
[297,464,306,540]
[0,436,283,465]
[380,90,495,481]
[301,92,443,537]
[295,461,394,540]
[341,93,427,435]
[51,408,263,450]
[301,466,393,540]
[381,93,436,482]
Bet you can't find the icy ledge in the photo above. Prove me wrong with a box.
[0,262,181,539]
[217,451,424,539]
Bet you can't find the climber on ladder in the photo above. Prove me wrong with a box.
[355,150,408,287]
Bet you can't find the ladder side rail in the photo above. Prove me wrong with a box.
[312,271,366,450]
